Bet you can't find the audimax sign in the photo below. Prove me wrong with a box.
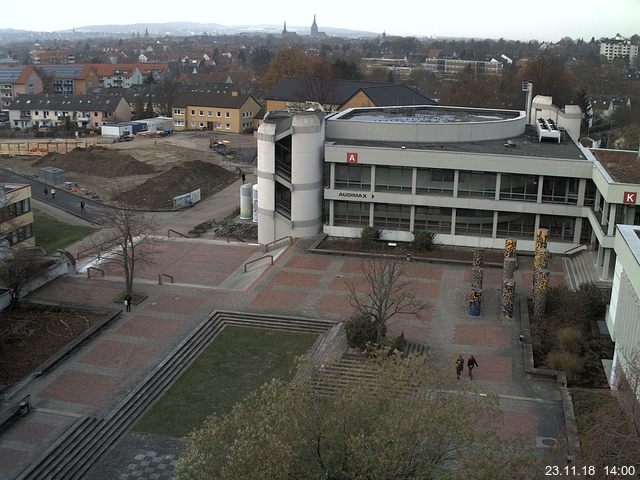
[623,191,637,205]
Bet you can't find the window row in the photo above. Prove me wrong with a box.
[189,110,232,118]
[333,165,584,205]
[0,198,30,222]
[4,223,33,246]
[333,201,577,242]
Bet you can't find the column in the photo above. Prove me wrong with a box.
[411,167,417,195]
[577,178,586,207]
[602,249,612,280]
[573,217,582,244]
[329,200,334,226]
[330,162,335,189]
[492,211,498,239]
[537,175,544,203]
[453,170,460,197]
[451,208,456,236]
[370,165,376,193]
[607,204,617,236]
[409,205,415,232]
[495,173,501,201]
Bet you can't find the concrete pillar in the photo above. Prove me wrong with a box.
[602,249,612,280]
[607,204,617,236]
[329,200,334,226]
[411,167,417,195]
[368,202,374,226]
[451,208,457,235]
[596,244,604,267]
[492,211,498,239]
[453,170,460,197]
[577,178,586,207]
[495,173,501,200]
[537,175,544,203]
[329,162,335,189]
[370,165,376,193]
[409,205,415,232]
[573,217,582,244]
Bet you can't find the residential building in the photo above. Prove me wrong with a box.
[93,64,144,88]
[35,65,99,95]
[599,34,639,64]
[172,92,261,133]
[265,77,435,112]
[0,184,34,249]
[7,94,131,130]
[423,57,503,76]
[137,63,169,82]
[30,48,75,64]
[590,94,632,119]
[0,66,43,110]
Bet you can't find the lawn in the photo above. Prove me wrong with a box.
[133,326,318,438]
[32,208,95,253]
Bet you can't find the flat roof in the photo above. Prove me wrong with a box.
[328,128,587,161]
[590,149,640,184]
[334,105,521,124]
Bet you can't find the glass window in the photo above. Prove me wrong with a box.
[225,112,230,118]
[539,215,575,242]
[541,177,579,204]
[455,209,494,237]
[199,110,204,116]
[375,166,413,193]
[414,206,452,233]
[583,180,596,207]
[275,183,291,219]
[496,211,536,239]
[500,174,538,202]
[373,203,411,231]
[334,201,369,226]
[335,164,371,190]
[416,168,454,195]
[457,171,497,198]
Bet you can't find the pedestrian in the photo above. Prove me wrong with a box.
[80,200,86,213]
[241,171,246,184]
[51,188,56,199]
[43,187,48,197]
[456,355,464,380]
[467,355,479,380]
[123,294,132,312]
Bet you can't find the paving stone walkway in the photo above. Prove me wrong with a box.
[0,235,571,479]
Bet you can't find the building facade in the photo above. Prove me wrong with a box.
[599,35,639,64]
[423,57,504,76]
[172,92,260,133]
[0,184,34,249]
[0,66,43,110]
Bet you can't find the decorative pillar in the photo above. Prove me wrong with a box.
[501,279,515,320]
[504,239,517,259]
[473,249,484,268]
[468,288,482,316]
[471,267,484,290]
[535,228,549,251]
[532,269,550,318]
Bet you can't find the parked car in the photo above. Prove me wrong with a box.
[118,133,135,142]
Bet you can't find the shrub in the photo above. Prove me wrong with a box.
[546,351,584,382]
[556,326,585,355]
[411,231,435,251]
[575,283,606,318]
[389,331,406,352]
[360,226,380,246]
[346,313,378,350]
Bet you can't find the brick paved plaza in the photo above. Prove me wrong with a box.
[0,237,569,479]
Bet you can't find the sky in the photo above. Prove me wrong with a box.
[2,0,639,41]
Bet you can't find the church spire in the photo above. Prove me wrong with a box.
[311,14,318,35]
[282,21,287,35]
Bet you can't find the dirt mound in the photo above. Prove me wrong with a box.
[34,146,155,177]
[117,160,237,209]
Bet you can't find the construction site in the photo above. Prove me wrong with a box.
[0,131,256,210]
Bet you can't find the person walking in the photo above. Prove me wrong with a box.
[43,187,48,197]
[456,355,464,380]
[80,200,86,213]
[123,294,132,312]
[241,171,246,184]
[467,355,479,380]
[51,188,56,199]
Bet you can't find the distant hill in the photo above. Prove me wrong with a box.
[0,21,379,43]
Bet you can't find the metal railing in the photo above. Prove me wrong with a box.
[76,236,121,261]
[87,267,105,279]
[167,229,188,238]
[562,243,590,258]
[265,236,293,252]
[158,273,174,285]
[243,255,273,272]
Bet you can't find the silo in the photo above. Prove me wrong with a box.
[240,183,252,219]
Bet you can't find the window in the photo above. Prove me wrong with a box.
[541,177,578,204]
[4,224,33,246]
[373,203,411,231]
[455,209,494,237]
[174,120,184,126]
[199,110,204,116]
[496,211,536,239]
[334,201,369,226]
[94,112,99,117]
[414,206,452,233]
[416,168,454,195]
[275,183,291,218]
[584,180,596,206]
[375,166,413,192]
[225,123,230,129]
[539,215,575,242]
[500,174,538,202]
[34,111,39,116]
[334,164,371,190]
[457,171,496,198]
[191,110,196,115]
[208,111,212,117]
[225,112,230,118]
[190,121,196,128]
[216,111,221,117]
[173,109,184,115]
[199,122,205,128]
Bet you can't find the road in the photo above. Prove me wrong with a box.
[1,168,107,224]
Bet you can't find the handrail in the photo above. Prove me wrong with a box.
[87,267,105,279]
[562,243,590,258]
[158,273,174,285]
[264,236,293,252]
[76,236,121,261]
[243,255,273,272]
[167,229,188,238]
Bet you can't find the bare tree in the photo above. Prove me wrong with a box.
[0,249,53,310]
[618,347,640,433]
[98,204,157,297]
[154,78,181,117]
[348,255,426,343]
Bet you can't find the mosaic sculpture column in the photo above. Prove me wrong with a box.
[533,269,550,318]
[471,267,484,290]
[535,228,549,251]
[501,279,516,320]
[473,249,484,268]
[468,288,482,316]
[532,247,551,294]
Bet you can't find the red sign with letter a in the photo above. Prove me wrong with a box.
[623,192,637,205]
[346,152,358,164]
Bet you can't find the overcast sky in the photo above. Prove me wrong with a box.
[3,0,639,41]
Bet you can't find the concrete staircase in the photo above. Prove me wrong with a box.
[16,311,336,480]
[564,250,612,296]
